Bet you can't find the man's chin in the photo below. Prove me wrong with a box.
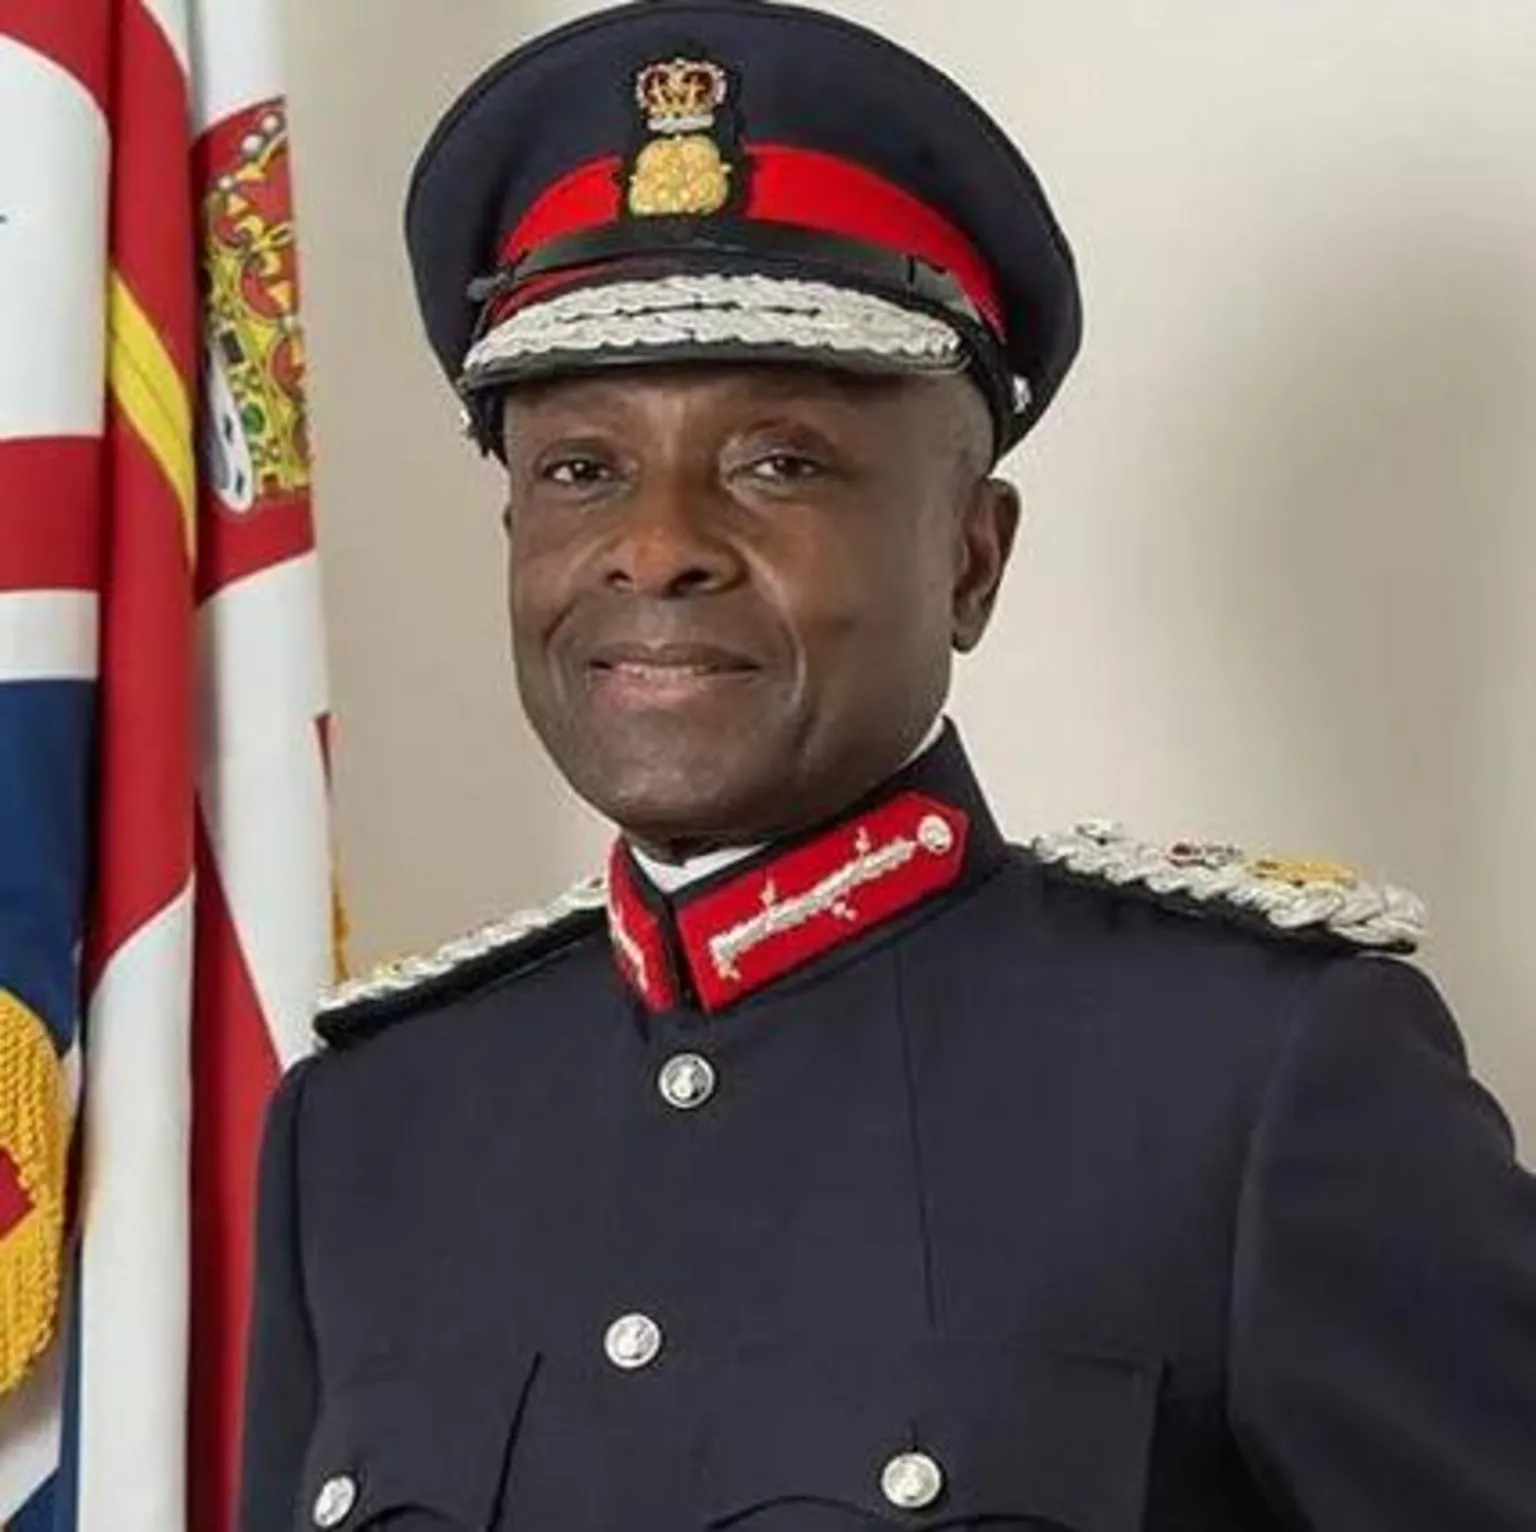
[561,729,797,852]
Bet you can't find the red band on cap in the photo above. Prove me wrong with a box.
[500,144,1004,337]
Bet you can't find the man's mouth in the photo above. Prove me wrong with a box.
[584,642,762,708]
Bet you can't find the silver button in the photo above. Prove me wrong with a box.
[881,1450,945,1511]
[658,1052,716,1111]
[917,814,955,856]
[312,1473,358,1528]
[604,1311,663,1371]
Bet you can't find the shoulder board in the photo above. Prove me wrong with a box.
[1027,821,1427,955]
[315,875,608,1050]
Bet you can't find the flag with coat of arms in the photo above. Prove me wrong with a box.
[0,0,336,1526]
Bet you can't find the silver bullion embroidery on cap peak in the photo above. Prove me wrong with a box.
[460,272,969,386]
[1028,821,1427,951]
[316,873,608,1016]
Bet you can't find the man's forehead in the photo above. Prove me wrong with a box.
[501,362,934,419]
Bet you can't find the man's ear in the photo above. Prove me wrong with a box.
[952,478,1021,653]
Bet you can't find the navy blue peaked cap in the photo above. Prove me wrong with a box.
[406,0,1082,456]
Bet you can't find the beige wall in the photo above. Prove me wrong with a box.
[284,1,1536,1149]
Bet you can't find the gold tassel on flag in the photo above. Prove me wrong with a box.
[0,992,68,1396]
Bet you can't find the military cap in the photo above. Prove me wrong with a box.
[405,0,1081,458]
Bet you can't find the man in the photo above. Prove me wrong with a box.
[241,2,1536,1528]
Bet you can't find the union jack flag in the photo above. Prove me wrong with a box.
[0,1,335,1527]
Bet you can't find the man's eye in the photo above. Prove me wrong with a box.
[540,456,615,486]
[742,453,823,483]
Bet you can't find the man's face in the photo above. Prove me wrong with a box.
[501,363,1018,856]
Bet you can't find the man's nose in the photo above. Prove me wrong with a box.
[599,467,743,599]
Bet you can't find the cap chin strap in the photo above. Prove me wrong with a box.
[480,217,983,323]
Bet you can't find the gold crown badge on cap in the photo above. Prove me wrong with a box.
[626,57,737,218]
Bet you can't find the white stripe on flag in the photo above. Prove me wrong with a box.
[0,1333,64,1521]
[189,0,284,134]
[75,886,194,1532]
[0,591,100,683]
[197,552,332,1066]
[0,37,109,442]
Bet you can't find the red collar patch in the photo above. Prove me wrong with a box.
[606,791,969,1014]
[605,842,680,1012]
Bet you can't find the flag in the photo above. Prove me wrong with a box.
[0,1,336,1528]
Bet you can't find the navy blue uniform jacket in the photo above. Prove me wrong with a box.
[240,732,1536,1530]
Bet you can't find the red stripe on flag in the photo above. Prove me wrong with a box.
[195,502,316,604]
[0,0,111,113]
[189,817,282,1532]
[83,0,201,982]
[0,438,103,591]
[110,0,196,385]
[82,405,194,988]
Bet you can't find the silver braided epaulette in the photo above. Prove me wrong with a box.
[1028,822,1428,953]
[316,874,608,1020]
